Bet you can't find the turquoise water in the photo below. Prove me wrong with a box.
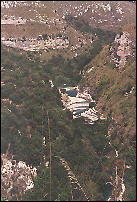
[66,89,77,97]
[74,108,87,115]
[60,84,71,88]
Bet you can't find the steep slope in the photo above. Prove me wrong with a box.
[80,23,136,134]
[46,1,136,31]
[1,44,111,201]
[79,23,136,201]
[1,1,136,61]
[1,1,93,61]
[1,1,136,201]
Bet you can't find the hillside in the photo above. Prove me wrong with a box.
[1,1,136,61]
[1,44,112,201]
[79,24,136,201]
[1,1,136,201]
[80,23,136,133]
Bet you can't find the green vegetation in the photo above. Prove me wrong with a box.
[2,45,113,201]
[65,14,92,34]
[79,38,136,201]
[40,25,115,87]
[1,19,136,201]
[65,14,116,44]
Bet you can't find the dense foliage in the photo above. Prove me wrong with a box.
[2,45,114,201]
[65,14,116,44]
[1,20,135,202]
[39,24,116,87]
[79,39,136,201]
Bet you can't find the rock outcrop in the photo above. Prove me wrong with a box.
[1,154,37,200]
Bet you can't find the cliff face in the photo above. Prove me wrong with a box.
[1,1,136,61]
[110,32,133,68]
[1,153,37,201]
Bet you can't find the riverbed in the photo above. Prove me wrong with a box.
[59,85,100,124]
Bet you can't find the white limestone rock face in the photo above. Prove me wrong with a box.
[1,154,37,200]
[1,36,70,52]
[110,32,134,68]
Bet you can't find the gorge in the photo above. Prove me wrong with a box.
[1,1,136,201]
